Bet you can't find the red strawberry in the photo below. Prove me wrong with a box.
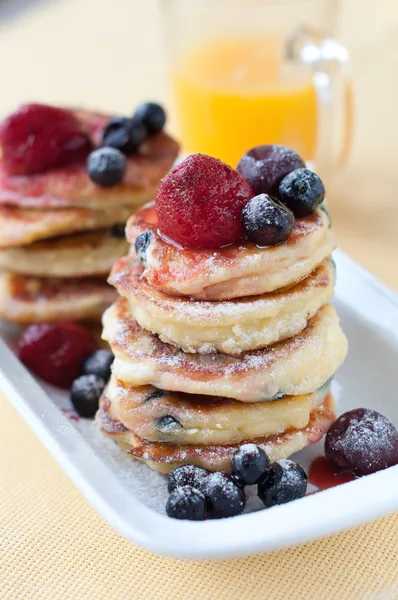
[18,322,97,389]
[155,154,254,249]
[0,104,93,175]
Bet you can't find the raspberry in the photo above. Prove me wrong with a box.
[18,322,97,389]
[0,104,93,175]
[155,154,253,248]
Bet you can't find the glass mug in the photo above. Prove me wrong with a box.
[162,0,352,170]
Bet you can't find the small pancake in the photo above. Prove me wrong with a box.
[110,258,335,354]
[103,298,348,402]
[0,110,179,211]
[0,204,134,248]
[126,202,335,300]
[106,374,331,445]
[0,228,129,278]
[0,272,116,323]
[96,392,336,473]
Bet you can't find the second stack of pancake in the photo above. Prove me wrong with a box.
[98,201,348,473]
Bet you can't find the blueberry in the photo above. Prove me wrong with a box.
[278,168,325,217]
[230,444,270,486]
[237,144,305,196]
[87,147,126,187]
[166,485,206,520]
[101,116,146,155]
[257,459,307,508]
[156,415,182,433]
[70,374,106,418]
[110,223,126,239]
[146,389,166,402]
[168,464,209,494]
[134,102,166,135]
[82,349,113,382]
[200,472,245,519]
[242,194,294,246]
[135,231,151,263]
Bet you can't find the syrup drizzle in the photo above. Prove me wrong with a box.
[308,456,355,492]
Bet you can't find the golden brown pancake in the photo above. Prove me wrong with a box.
[0,272,116,323]
[105,374,331,445]
[0,110,179,211]
[126,202,335,300]
[96,392,336,473]
[0,228,129,278]
[110,258,335,354]
[103,298,348,402]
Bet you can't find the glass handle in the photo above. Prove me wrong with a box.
[285,28,353,170]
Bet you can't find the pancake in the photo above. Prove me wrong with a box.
[106,374,331,445]
[110,258,335,354]
[103,298,348,402]
[0,272,116,323]
[0,110,179,211]
[126,202,335,300]
[0,204,135,248]
[96,392,336,473]
[0,228,129,278]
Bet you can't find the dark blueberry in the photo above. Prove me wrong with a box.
[70,374,106,418]
[134,102,166,135]
[101,116,146,155]
[87,147,126,188]
[146,389,166,402]
[230,444,270,486]
[325,408,398,477]
[110,223,126,239]
[135,231,151,263]
[200,472,245,519]
[257,459,307,508]
[168,464,209,494]
[156,415,182,433]
[166,485,206,520]
[242,193,294,246]
[82,349,113,381]
[237,144,305,196]
[278,168,325,217]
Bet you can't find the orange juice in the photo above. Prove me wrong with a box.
[172,38,317,167]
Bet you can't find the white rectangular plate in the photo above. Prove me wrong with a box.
[1,250,398,559]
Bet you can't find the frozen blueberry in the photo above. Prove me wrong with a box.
[82,349,113,382]
[166,486,206,520]
[156,415,182,433]
[278,168,325,217]
[135,102,166,135]
[257,459,307,508]
[135,231,151,263]
[87,147,126,187]
[168,464,209,494]
[70,374,106,418]
[325,408,398,477]
[230,444,270,486]
[200,472,245,519]
[242,193,294,246]
[101,116,146,155]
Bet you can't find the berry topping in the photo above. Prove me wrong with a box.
[109,223,126,239]
[278,168,325,217]
[168,465,209,494]
[0,104,93,175]
[230,444,270,486]
[166,486,206,521]
[101,116,146,155]
[134,102,166,136]
[82,349,113,382]
[134,231,152,264]
[155,415,182,433]
[200,472,245,519]
[241,194,294,246]
[155,154,254,248]
[237,145,305,196]
[325,409,398,477]
[257,459,307,508]
[87,147,126,187]
[70,374,105,418]
[18,322,97,389]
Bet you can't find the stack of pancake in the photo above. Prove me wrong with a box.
[97,202,348,473]
[0,110,179,323]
